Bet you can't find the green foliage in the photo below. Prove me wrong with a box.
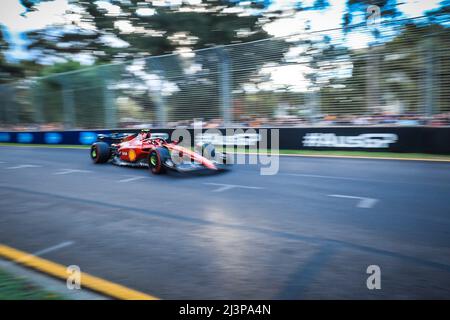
[24,0,275,64]
[35,61,109,128]
[2,1,449,126]
[39,60,84,76]
[0,29,25,84]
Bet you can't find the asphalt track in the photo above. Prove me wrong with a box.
[0,146,449,299]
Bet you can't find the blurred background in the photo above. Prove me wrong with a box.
[1,1,450,301]
[0,0,449,130]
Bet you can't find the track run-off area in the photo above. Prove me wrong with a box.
[0,145,449,299]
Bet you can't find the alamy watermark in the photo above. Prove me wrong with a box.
[66,265,81,290]
[367,5,381,30]
[169,125,280,175]
[366,265,381,290]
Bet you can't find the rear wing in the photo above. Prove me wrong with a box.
[96,132,169,143]
[97,132,137,143]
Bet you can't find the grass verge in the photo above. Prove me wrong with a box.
[216,147,450,161]
[0,143,89,149]
[0,268,65,300]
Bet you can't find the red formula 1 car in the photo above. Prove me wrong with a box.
[90,129,229,174]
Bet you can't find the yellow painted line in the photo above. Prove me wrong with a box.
[0,244,159,300]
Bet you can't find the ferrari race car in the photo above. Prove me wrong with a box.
[90,129,230,174]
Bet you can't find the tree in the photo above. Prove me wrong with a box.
[22,0,277,64]
[0,29,26,83]
[321,23,450,117]
[13,1,295,124]
[380,23,450,114]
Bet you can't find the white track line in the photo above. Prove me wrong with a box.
[204,182,263,193]
[53,169,91,175]
[283,173,367,182]
[6,164,41,169]
[328,194,378,209]
[17,241,75,263]
[118,176,146,183]
[31,241,75,257]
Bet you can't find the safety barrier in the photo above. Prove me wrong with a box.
[0,127,449,154]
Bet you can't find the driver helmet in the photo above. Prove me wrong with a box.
[140,129,151,139]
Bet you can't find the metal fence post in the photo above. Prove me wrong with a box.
[8,85,18,125]
[102,73,117,129]
[148,59,167,127]
[0,85,12,125]
[32,81,44,125]
[424,36,434,117]
[60,78,75,129]
[0,87,4,124]
[218,47,232,126]
[366,44,381,113]
[157,93,167,127]
[307,90,320,124]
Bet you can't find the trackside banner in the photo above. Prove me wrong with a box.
[0,127,449,154]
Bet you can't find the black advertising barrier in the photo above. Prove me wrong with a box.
[201,127,450,154]
[277,127,423,153]
[0,126,449,154]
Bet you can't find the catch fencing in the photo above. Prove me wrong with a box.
[0,15,449,130]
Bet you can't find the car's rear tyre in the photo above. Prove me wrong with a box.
[91,142,111,164]
[149,147,170,174]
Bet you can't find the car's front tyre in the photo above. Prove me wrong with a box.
[149,147,170,174]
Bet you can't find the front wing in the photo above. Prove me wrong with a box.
[111,156,230,173]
